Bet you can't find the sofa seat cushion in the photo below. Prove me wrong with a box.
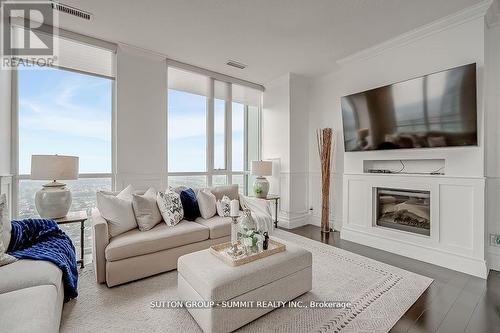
[0,259,62,294]
[105,221,210,261]
[195,216,232,239]
[0,285,61,333]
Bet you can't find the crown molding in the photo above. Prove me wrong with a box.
[337,0,493,66]
[486,0,500,27]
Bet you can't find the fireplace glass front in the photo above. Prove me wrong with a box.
[376,188,430,236]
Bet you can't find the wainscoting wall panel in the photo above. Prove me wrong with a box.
[277,172,310,229]
[341,173,487,278]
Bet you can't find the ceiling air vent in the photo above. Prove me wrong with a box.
[51,2,92,20]
[226,60,246,70]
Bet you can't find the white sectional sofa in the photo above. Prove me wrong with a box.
[0,259,64,333]
[92,185,239,287]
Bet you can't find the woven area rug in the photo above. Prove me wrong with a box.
[61,229,432,333]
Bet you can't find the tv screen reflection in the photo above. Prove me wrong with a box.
[341,63,477,152]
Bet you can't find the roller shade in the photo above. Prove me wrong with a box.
[232,84,262,106]
[168,66,209,96]
[168,66,262,106]
[214,80,230,101]
[10,24,115,79]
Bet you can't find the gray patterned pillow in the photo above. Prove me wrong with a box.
[0,195,16,267]
[156,189,184,226]
[216,195,231,217]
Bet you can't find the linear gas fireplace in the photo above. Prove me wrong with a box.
[376,188,430,236]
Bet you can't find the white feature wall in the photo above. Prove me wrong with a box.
[115,45,168,190]
[308,16,485,179]
[306,14,492,276]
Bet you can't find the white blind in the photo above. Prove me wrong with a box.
[11,25,115,78]
[232,84,262,107]
[168,66,209,96]
[168,66,262,106]
[214,80,230,101]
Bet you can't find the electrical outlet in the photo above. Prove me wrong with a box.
[490,234,500,247]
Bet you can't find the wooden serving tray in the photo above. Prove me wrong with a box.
[210,239,286,266]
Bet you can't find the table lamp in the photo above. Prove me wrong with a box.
[251,160,272,198]
[31,155,79,219]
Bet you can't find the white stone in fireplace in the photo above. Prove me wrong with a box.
[341,173,487,278]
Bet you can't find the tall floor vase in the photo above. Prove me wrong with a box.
[317,128,333,234]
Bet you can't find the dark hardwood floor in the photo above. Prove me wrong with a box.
[284,225,500,333]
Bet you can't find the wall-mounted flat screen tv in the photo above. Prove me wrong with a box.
[341,63,477,152]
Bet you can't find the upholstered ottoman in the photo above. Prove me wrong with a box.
[177,239,312,333]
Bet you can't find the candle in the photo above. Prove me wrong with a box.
[230,199,239,217]
[231,220,238,245]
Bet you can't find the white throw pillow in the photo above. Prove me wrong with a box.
[96,185,138,237]
[0,195,16,267]
[197,189,217,219]
[156,189,184,227]
[132,188,162,231]
[0,194,12,251]
[216,195,231,217]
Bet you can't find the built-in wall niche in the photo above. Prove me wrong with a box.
[363,159,445,175]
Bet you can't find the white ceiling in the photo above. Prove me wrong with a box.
[51,0,483,84]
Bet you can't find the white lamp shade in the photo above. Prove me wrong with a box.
[251,160,273,176]
[31,155,79,181]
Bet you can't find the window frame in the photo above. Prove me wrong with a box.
[166,72,262,194]
[11,66,116,218]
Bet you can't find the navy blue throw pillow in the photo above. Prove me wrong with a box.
[180,188,201,221]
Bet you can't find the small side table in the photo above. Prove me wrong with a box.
[249,195,280,228]
[53,211,88,269]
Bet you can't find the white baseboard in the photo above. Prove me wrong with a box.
[277,212,309,229]
[342,226,488,278]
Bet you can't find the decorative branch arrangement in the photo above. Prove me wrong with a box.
[317,128,333,234]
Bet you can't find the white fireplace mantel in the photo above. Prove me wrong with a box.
[341,172,487,278]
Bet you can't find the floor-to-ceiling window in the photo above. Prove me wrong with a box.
[13,32,115,263]
[167,67,262,194]
[17,66,113,218]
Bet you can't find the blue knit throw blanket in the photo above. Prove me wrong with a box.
[8,219,78,301]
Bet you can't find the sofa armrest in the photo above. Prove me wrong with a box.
[91,208,109,284]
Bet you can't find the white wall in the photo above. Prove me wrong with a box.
[289,74,310,218]
[262,73,310,228]
[262,73,290,172]
[115,45,167,190]
[307,16,486,231]
[484,4,500,270]
[0,68,11,175]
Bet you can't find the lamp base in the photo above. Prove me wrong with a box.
[35,185,72,219]
[253,177,269,198]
